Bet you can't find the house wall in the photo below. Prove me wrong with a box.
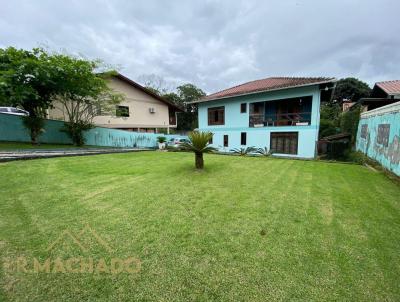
[356,101,400,176]
[48,77,173,129]
[198,85,322,158]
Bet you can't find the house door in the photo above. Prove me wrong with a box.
[270,132,298,155]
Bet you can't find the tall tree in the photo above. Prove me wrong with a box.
[332,77,371,103]
[0,47,62,144]
[50,55,124,146]
[175,84,206,130]
[158,84,206,131]
[138,74,174,95]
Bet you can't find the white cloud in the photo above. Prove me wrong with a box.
[0,0,399,93]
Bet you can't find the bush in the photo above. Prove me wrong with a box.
[319,119,339,138]
[62,121,93,146]
[340,105,361,144]
[343,150,368,165]
[256,147,273,157]
[231,147,256,156]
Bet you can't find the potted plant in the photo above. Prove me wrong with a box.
[157,136,167,150]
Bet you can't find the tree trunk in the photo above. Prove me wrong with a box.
[30,129,38,145]
[195,152,204,169]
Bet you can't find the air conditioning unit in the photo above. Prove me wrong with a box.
[149,107,156,113]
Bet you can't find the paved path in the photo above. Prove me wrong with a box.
[0,148,152,162]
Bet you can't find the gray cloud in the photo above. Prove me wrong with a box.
[1,0,399,93]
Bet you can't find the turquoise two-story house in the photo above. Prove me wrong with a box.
[195,77,336,158]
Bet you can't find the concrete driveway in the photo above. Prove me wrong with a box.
[0,148,151,162]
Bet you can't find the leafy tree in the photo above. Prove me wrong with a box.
[320,103,341,121]
[50,56,123,146]
[319,103,341,138]
[158,84,206,131]
[319,78,369,142]
[333,77,371,103]
[175,84,205,130]
[142,77,206,131]
[0,47,62,144]
[340,104,361,145]
[162,92,181,105]
[181,131,216,169]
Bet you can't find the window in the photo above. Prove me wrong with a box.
[241,132,247,145]
[270,132,298,155]
[377,124,390,147]
[95,104,102,116]
[361,124,368,139]
[240,103,247,113]
[116,105,129,117]
[208,135,213,144]
[208,106,225,125]
[223,135,229,147]
[250,102,265,114]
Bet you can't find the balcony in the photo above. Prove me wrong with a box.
[249,96,312,128]
[249,112,311,127]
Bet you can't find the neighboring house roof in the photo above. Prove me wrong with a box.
[375,80,400,96]
[112,73,183,111]
[320,133,351,141]
[196,77,336,103]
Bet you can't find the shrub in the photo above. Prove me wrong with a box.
[256,147,273,157]
[343,150,368,165]
[157,136,167,143]
[231,147,256,156]
[61,121,93,146]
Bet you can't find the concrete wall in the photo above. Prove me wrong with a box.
[0,113,181,148]
[48,77,173,129]
[198,85,321,158]
[356,101,400,176]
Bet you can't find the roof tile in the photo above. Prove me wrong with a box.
[202,77,335,101]
[376,80,400,95]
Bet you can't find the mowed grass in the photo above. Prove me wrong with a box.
[0,152,399,301]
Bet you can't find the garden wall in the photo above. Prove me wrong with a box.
[0,113,182,148]
[356,101,400,176]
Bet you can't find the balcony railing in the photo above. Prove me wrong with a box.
[249,112,311,127]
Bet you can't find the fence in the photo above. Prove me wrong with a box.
[356,101,400,176]
[0,113,184,148]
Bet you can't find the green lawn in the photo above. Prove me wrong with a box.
[0,152,399,301]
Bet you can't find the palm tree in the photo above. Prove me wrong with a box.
[181,131,216,169]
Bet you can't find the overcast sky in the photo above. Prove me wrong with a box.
[1,0,399,93]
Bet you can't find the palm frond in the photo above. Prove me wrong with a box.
[231,146,256,156]
[256,147,273,156]
[181,131,217,153]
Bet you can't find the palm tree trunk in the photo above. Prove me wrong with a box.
[195,152,204,169]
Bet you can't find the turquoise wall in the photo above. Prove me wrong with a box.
[356,102,400,176]
[198,85,321,158]
[0,112,71,144]
[0,113,182,148]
